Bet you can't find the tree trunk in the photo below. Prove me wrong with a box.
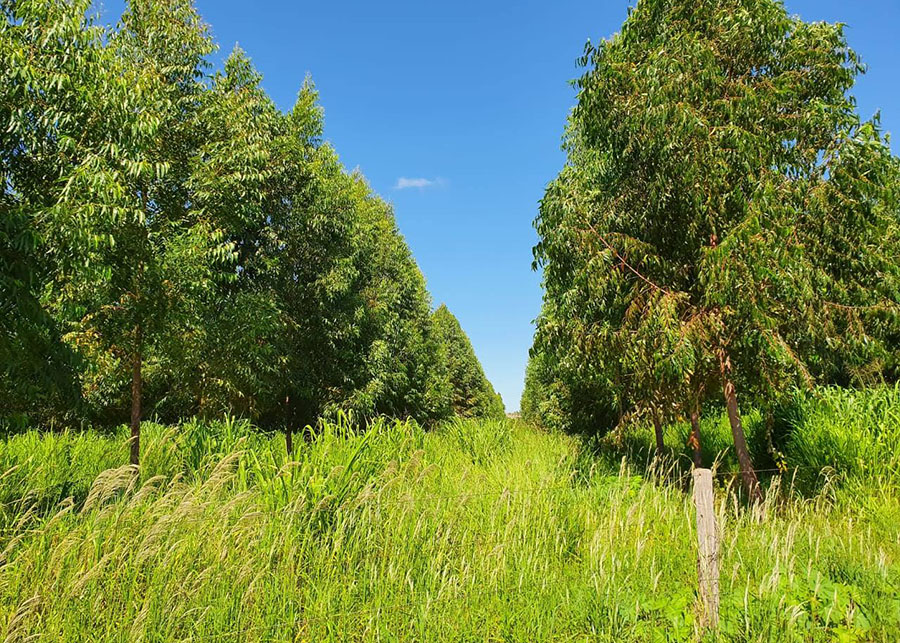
[652,411,665,458]
[689,404,703,469]
[132,187,148,468]
[130,332,142,466]
[719,354,762,503]
[283,394,295,457]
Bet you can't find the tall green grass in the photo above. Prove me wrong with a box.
[0,404,898,641]
[594,385,900,497]
[780,385,900,492]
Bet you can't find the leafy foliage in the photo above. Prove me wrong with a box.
[0,1,499,449]
[432,305,505,419]
[524,0,900,497]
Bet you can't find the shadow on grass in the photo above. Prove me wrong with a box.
[570,385,900,501]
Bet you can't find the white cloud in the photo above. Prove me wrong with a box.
[394,177,443,190]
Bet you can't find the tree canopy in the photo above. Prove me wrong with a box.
[0,0,500,458]
[433,305,505,420]
[524,0,900,499]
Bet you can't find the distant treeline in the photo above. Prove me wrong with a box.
[522,0,900,501]
[0,0,503,455]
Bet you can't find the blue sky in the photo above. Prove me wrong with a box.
[101,1,899,411]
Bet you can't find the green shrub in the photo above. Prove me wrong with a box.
[779,385,900,492]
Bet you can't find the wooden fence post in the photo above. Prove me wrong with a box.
[692,468,719,630]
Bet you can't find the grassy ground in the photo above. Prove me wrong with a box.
[0,390,898,641]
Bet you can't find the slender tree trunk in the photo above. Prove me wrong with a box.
[284,394,294,457]
[689,403,703,469]
[130,327,142,466]
[131,186,148,468]
[652,411,665,458]
[718,352,762,503]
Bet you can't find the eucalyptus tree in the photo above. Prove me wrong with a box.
[0,203,79,426]
[28,0,224,463]
[266,154,454,432]
[180,46,285,421]
[532,0,900,499]
[260,77,371,444]
[0,0,90,424]
[340,186,453,425]
[0,0,475,443]
[432,304,504,420]
[0,0,125,425]
[191,46,454,440]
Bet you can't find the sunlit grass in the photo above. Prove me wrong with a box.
[0,405,897,641]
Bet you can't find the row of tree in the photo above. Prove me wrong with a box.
[522,0,900,500]
[0,0,504,461]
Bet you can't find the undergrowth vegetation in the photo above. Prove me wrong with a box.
[593,385,900,497]
[1,390,898,641]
